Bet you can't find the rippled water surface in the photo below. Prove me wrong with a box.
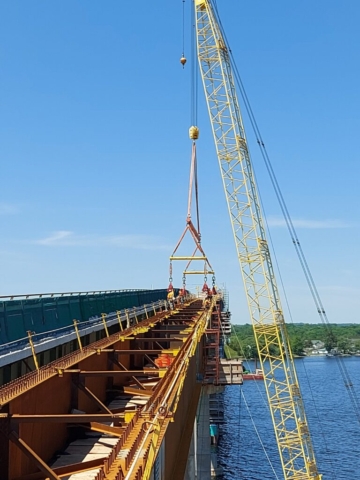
[217,357,360,479]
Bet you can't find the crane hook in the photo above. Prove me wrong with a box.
[180,56,187,68]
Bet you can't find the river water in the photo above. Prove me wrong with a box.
[217,356,360,479]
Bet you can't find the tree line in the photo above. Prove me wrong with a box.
[226,323,360,357]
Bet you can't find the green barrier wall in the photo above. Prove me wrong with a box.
[0,289,169,344]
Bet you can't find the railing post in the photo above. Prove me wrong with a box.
[27,331,39,371]
[125,309,130,328]
[116,311,124,331]
[73,320,83,352]
[101,313,110,338]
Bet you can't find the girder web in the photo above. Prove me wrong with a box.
[195,1,321,479]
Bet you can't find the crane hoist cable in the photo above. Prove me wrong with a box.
[180,0,187,67]
[231,321,336,480]
[194,1,322,478]
[210,18,342,471]
[241,390,281,480]
[190,0,199,127]
[212,0,360,425]
[168,126,216,296]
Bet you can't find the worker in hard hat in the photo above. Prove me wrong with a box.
[167,289,174,310]
[203,291,212,310]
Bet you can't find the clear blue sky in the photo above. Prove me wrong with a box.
[1,1,359,324]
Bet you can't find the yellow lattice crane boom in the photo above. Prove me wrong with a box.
[193,1,321,478]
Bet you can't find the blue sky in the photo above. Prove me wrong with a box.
[0,1,359,324]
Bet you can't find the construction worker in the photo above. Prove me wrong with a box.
[178,288,186,304]
[167,289,174,310]
[203,291,212,310]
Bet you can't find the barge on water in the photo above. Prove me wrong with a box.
[243,368,264,380]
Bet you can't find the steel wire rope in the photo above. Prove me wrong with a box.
[237,136,338,478]
[241,389,281,480]
[228,323,270,416]
[209,3,346,476]
[210,1,295,333]
[262,211,341,480]
[190,21,194,126]
[211,0,302,373]
[258,191,339,477]
[211,0,360,427]
[228,342,317,476]
[194,140,201,235]
[236,384,242,473]
[195,3,333,474]
[232,60,360,424]
[190,0,201,236]
[190,0,198,127]
[225,321,288,476]
[182,0,185,58]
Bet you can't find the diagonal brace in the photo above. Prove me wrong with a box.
[74,378,112,414]
[109,355,146,391]
[9,430,60,480]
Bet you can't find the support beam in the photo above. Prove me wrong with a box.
[75,382,112,414]
[12,458,105,480]
[109,355,147,391]
[150,329,185,333]
[183,270,214,275]
[4,414,122,424]
[89,349,167,354]
[88,422,124,437]
[54,457,105,476]
[144,354,159,368]
[116,349,165,354]
[123,386,152,397]
[132,338,184,342]
[9,431,60,480]
[0,299,208,480]
[64,370,165,377]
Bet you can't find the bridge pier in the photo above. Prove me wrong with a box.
[184,385,224,479]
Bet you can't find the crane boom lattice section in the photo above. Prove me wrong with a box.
[194,1,321,478]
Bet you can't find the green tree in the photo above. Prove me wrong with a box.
[324,331,337,353]
[337,338,351,354]
[290,335,305,356]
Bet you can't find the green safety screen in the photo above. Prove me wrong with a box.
[0,289,169,344]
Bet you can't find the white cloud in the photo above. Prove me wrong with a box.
[267,216,352,229]
[0,203,19,215]
[37,231,73,245]
[35,230,171,250]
